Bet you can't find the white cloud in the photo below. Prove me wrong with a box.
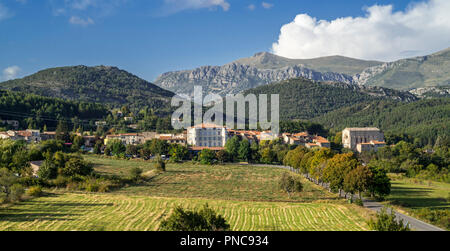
[272,0,450,62]
[160,0,230,15]
[262,2,273,9]
[0,3,12,21]
[2,66,21,81]
[248,4,255,11]
[69,16,94,26]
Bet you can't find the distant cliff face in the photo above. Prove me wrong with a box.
[155,62,354,97]
[155,48,450,96]
[353,48,450,90]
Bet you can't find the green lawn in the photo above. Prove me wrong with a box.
[0,192,369,231]
[86,155,336,202]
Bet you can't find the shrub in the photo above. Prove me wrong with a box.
[52,175,69,188]
[26,186,43,197]
[367,208,411,231]
[278,172,303,197]
[9,184,24,202]
[354,199,364,206]
[159,204,230,231]
[154,155,166,172]
[129,167,143,182]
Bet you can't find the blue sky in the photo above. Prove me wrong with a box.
[1,0,449,82]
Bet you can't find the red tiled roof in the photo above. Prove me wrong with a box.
[190,147,225,151]
[192,123,225,129]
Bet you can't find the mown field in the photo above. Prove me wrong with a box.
[0,192,369,231]
[0,155,373,231]
[86,155,334,202]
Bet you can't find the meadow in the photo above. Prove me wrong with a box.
[0,192,369,231]
[86,155,335,202]
[386,174,450,229]
[0,155,372,231]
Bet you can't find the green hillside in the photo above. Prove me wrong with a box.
[0,66,174,113]
[313,98,450,145]
[243,78,416,120]
[360,48,450,90]
[0,90,108,130]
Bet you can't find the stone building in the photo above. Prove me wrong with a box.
[187,123,228,148]
[342,128,385,151]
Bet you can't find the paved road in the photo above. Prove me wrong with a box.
[254,164,445,231]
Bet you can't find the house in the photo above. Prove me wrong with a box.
[258,131,279,141]
[16,130,41,143]
[41,131,56,141]
[0,120,19,129]
[356,140,387,153]
[158,133,187,146]
[305,143,320,149]
[30,161,44,177]
[105,133,143,146]
[187,123,228,148]
[313,136,331,148]
[342,128,385,151]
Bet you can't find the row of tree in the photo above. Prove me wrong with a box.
[283,146,391,200]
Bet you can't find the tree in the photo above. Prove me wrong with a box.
[126,144,139,156]
[106,139,126,157]
[309,148,333,184]
[37,160,58,180]
[0,168,23,203]
[154,155,166,172]
[367,208,410,231]
[278,172,303,197]
[169,144,188,162]
[159,204,230,231]
[55,120,70,142]
[93,141,103,155]
[323,153,358,195]
[225,136,240,162]
[61,156,93,177]
[216,150,229,163]
[199,149,216,165]
[367,164,391,200]
[344,165,372,199]
[238,140,251,162]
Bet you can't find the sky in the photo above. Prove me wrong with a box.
[0,0,449,82]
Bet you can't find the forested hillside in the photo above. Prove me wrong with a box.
[313,98,450,145]
[243,78,416,120]
[0,66,174,114]
[0,90,108,130]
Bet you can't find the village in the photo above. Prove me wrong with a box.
[0,122,387,156]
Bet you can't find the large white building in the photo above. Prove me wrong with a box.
[342,128,385,151]
[187,123,228,148]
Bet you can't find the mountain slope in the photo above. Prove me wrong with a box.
[313,98,450,145]
[155,52,382,97]
[233,52,382,75]
[354,47,450,90]
[0,66,175,113]
[0,90,108,130]
[242,78,417,120]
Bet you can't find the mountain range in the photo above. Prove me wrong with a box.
[155,48,450,97]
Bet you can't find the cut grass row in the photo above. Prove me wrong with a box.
[0,192,369,231]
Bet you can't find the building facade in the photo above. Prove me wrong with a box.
[342,128,385,151]
[187,124,228,148]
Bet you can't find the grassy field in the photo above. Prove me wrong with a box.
[0,156,373,231]
[0,192,369,231]
[387,174,450,210]
[386,174,450,229]
[86,155,336,202]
